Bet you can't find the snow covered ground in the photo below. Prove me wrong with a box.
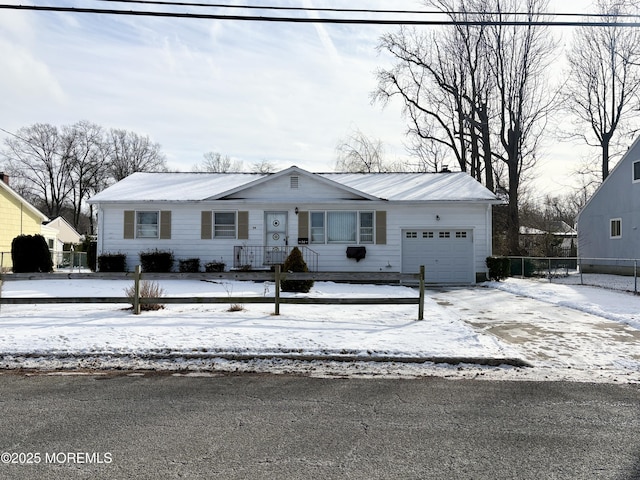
[0,274,638,383]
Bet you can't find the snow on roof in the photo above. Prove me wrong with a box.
[88,169,499,203]
[89,172,266,203]
[320,172,498,202]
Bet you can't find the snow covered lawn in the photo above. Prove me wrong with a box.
[0,278,511,363]
[0,275,638,383]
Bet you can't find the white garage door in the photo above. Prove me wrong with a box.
[402,229,474,284]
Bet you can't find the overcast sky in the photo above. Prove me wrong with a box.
[0,0,605,199]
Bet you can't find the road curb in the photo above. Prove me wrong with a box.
[0,351,532,370]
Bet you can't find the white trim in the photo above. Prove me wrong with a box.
[135,210,160,239]
[610,217,622,239]
[213,211,238,239]
[633,159,640,184]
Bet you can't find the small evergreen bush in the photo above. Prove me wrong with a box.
[98,253,127,272]
[280,247,314,293]
[179,258,201,273]
[11,234,53,273]
[139,249,174,272]
[486,256,510,281]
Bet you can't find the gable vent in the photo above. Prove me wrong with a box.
[290,176,299,189]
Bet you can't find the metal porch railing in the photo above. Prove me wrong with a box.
[233,245,319,271]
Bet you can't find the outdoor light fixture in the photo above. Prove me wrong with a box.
[436,215,441,221]
[295,207,299,215]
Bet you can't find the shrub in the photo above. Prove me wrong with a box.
[11,235,53,273]
[98,253,127,272]
[486,256,510,281]
[179,258,201,273]
[82,238,97,271]
[280,247,314,293]
[139,249,174,272]
[205,261,225,272]
[125,280,165,311]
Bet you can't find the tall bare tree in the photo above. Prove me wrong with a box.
[375,0,556,254]
[2,123,73,218]
[63,121,110,229]
[105,129,167,181]
[489,0,557,254]
[564,0,640,180]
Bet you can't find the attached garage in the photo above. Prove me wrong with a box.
[402,229,474,284]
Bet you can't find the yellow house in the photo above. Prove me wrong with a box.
[0,173,49,271]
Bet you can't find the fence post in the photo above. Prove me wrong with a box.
[521,257,525,279]
[274,265,280,316]
[635,260,638,295]
[418,265,425,321]
[133,265,141,315]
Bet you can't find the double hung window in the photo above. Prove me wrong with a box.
[136,211,159,238]
[214,212,236,238]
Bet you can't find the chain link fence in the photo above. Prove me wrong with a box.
[1,251,89,273]
[505,256,639,294]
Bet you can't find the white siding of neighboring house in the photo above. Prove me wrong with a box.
[97,200,492,276]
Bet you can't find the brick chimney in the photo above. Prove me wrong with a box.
[0,172,9,185]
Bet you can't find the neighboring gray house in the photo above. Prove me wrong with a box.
[88,166,500,283]
[577,136,640,274]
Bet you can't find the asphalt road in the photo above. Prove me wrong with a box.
[0,373,639,480]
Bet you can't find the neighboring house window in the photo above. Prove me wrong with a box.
[610,218,622,238]
[136,211,159,238]
[634,160,640,183]
[312,211,375,244]
[214,212,236,238]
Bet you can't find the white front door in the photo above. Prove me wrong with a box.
[265,211,288,264]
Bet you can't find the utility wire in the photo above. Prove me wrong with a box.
[1,3,639,26]
[91,0,640,21]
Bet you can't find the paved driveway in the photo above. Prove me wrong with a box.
[429,287,640,383]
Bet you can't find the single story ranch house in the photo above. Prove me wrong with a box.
[88,166,500,283]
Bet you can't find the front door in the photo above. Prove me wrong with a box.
[265,211,288,264]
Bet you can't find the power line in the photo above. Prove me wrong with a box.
[1,3,640,26]
[91,0,640,21]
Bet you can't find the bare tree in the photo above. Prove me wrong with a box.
[374,1,495,185]
[63,121,110,230]
[105,129,167,181]
[251,160,276,174]
[2,123,73,218]
[564,0,640,180]
[375,0,556,254]
[193,152,243,172]
[489,0,557,254]
[335,129,390,172]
